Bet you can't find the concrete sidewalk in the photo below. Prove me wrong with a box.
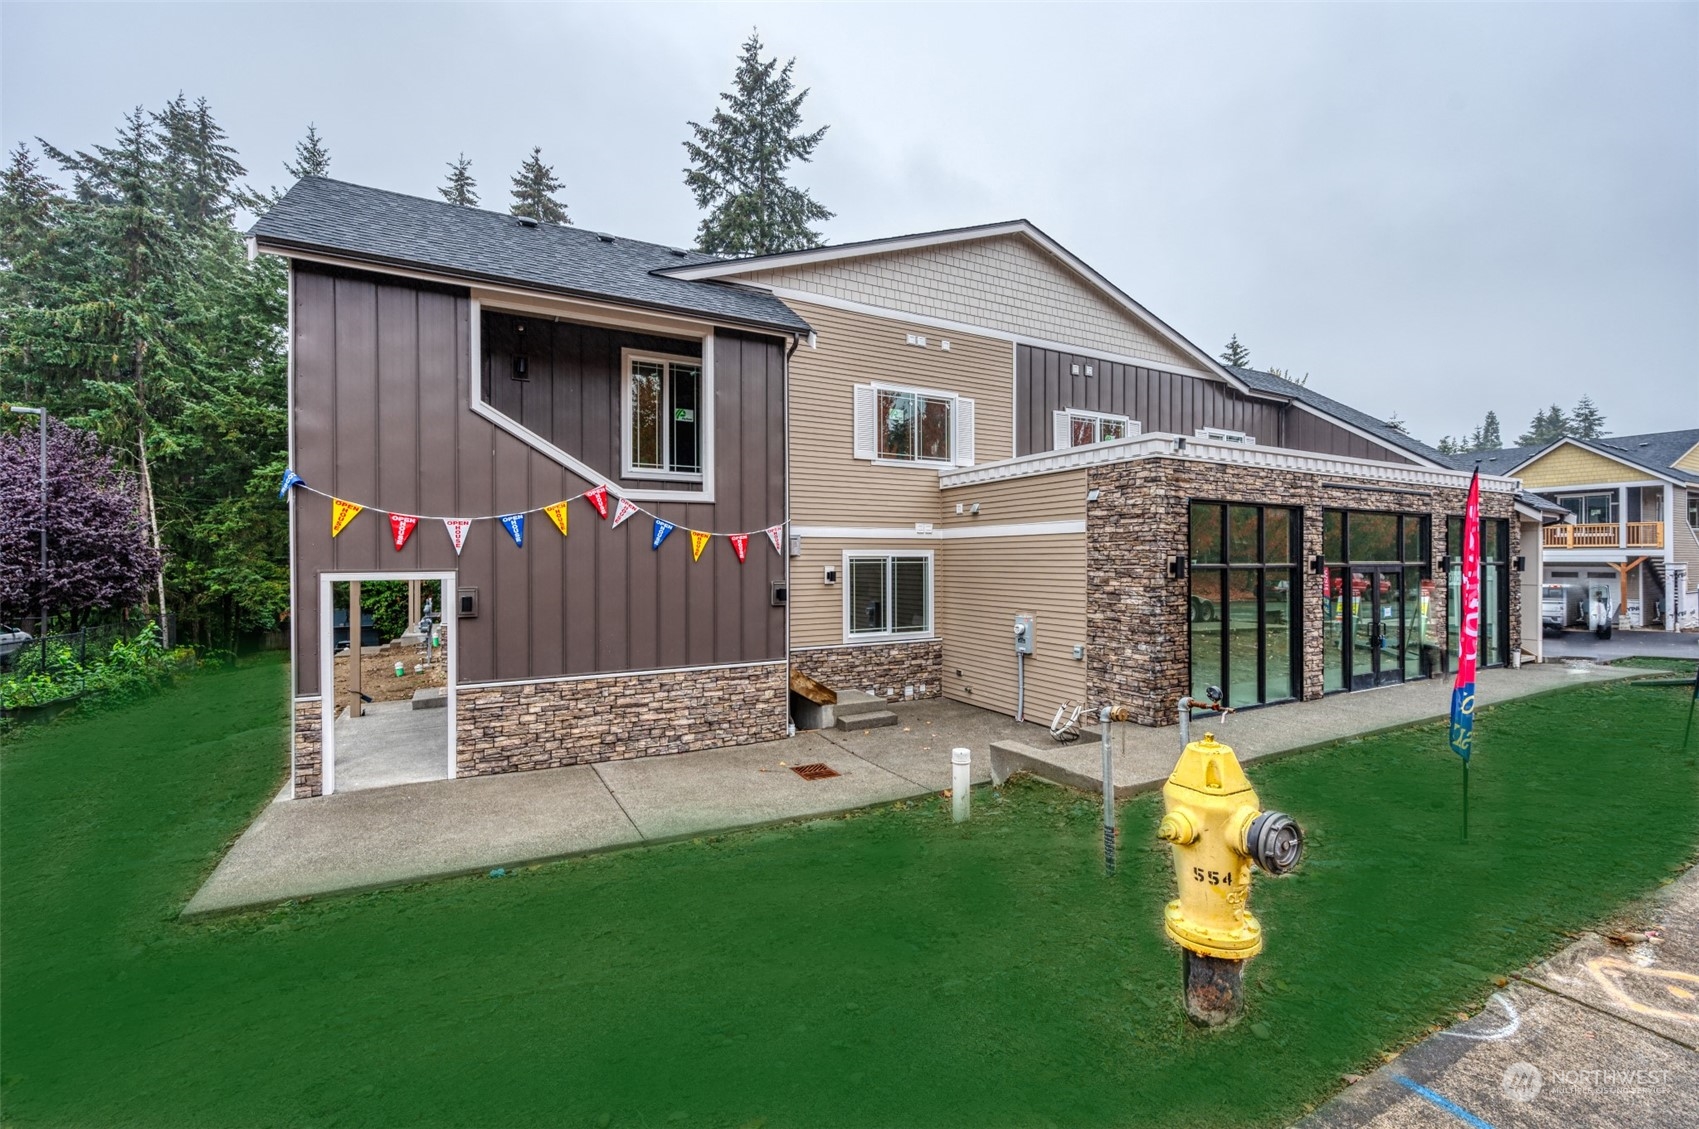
[184,661,1648,917]
[989,661,1643,798]
[1297,866,1699,1128]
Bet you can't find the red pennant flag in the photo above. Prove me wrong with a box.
[389,513,419,551]
[583,484,610,519]
[765,525,785,555]
[729,533,749,563]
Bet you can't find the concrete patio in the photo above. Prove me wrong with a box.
[184,660,1649,917]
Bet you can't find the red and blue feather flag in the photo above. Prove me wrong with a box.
[1449,469,1482,762]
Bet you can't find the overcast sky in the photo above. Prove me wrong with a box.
[4,2,1695,445]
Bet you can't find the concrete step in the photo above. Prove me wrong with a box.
[411,687,446,710]
[835,710,897,731]
[834,689,883,709]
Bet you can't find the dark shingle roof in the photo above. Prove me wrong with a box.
[1228,366,1450,466]
[1454,429,1699,483]
[249,177,811,335]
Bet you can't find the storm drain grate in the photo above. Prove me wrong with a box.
[790,762,841,781]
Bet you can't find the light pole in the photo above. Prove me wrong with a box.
[6,405,47,639]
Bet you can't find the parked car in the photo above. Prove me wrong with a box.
[0,624,33,670]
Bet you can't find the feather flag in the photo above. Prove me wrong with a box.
[729,533,749,563]
[583,484,610,519]
[389,513,419,551]
[278,469,304,499]
[499,514,526,547]
[651,519,675,550]
[611,497,640,529]
[1450,469,1482,763]
[765,525,785,555]
[543,501,571,537]
[690,530,711,561]
[330,499,363,537]
[443,518,471,555]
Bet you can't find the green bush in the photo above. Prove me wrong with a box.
[0,626,186,712]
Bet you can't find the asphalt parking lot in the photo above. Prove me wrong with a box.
[1542,629,1699,662]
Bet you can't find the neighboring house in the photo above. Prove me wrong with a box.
[660,222,1538,725]
[1468,431,1699,630]
[252,179,808,797]
[254,182,1540,797]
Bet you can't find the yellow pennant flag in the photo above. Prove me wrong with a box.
[330,498,363,537]
[544,501,571,537]
[690,529,712,562]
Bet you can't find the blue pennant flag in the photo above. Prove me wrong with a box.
[278,468,304,499]
[651,519,675,550]
[499,513,526,547]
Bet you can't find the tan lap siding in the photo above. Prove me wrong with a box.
[785,299,1012,528]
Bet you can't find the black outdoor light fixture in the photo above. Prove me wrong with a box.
[1168,554,1188,580]
[1513,555,1527,572]
[513,322,529,380]
[1310,554,1326,575]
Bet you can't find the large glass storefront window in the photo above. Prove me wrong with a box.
[1189,503,1298,707]
[1447,517,1510,670]
[1321,510,1432,692]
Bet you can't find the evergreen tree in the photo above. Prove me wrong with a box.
[3,99,289,646]
[0,144,59,249]
[1264,365,1309,387]
[1569,395,1606,439]
[284,123,330,180]
[1437,435,1462,455]
[440,153,479,207]
[1219,334,1250,368]
[509,147,570,224]
[1478,410,1502,450]
[683,30,833,255]
[1516,404,1570,447]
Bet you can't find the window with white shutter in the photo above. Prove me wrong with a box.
[955,397,975,466]
[1053,409,1138,449]
[853,382,966,466]
[852,384,877,460]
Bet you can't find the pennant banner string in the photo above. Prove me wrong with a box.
[285,478,786,540]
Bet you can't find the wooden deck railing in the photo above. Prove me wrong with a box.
[1543,521,1663,549]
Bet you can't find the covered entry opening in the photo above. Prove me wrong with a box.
[318,572,456,795]
[1187,502,1299,709]
[1322,510,1432,692]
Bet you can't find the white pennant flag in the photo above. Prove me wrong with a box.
[443,518,472,555]
[611,497,641,529]
[765,525,785,555]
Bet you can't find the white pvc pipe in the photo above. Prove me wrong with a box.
[951,747,971,822]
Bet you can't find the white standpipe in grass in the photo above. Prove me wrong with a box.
[952,748,971,822]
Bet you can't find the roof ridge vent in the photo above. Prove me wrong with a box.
[515,215,540,228]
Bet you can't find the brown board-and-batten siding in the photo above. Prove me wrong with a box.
[1013,344,1415,464]
[289,263,787,696]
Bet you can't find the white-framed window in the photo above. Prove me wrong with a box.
[1195,426,1254,445]
[622,348,705,480]
[1052,409,1138,449]
[845,551,933,640]
[852,383,975,467]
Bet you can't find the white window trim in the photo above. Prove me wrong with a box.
[1055,408,1139,449]
[620,347,710,483]
[867,381,963,468]
[468,298,717,503]
[842,549,935,644]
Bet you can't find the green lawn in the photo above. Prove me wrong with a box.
[3,657,1697,1129]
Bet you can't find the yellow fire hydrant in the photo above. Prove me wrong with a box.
[1157,731,1302,1025]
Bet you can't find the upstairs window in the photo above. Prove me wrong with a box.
[1053,409,1138,449]
[1196,426,1254,445]
[624,351,703,479]
[1557,492,1617,526]
[852,383,975,467]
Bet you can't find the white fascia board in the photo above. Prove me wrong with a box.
[658,220,1251,393]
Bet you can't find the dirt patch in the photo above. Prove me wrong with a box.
[332,642,446,706]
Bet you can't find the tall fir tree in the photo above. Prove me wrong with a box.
[509,147,570,224]
[1569,395,1606,439]
[1516,404,1570,447]
[1478,410,1503,450]
[3,98,289,646]
[284,123,330,180]
[683,30,833,255]
[1219,334,1250,368]
[440,153,479,207]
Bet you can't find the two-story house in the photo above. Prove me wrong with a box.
[257,181,1538,798]
[1472,431,1699,630]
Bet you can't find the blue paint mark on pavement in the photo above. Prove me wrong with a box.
[1391,1073,1497,1129]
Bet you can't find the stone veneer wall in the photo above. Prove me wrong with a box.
[791,640,944,702]
[1086,457,1519,725]
[455,661,789,777]
[293,698,323,798]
